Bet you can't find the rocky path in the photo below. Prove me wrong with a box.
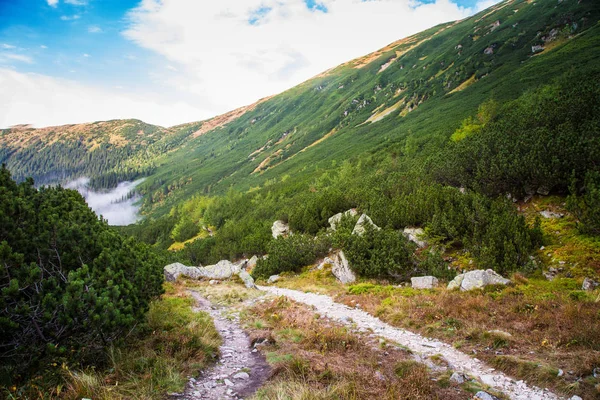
[258,285,563,400]
[173,291,270,400]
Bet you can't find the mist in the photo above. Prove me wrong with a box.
[65,177,144,226]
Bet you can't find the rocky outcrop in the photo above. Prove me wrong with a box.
[352,214,381,236]
[539,210,564,219]
[271,220,291,239]
[247,255,259,270]
[316,256,335,270]
[164,262,204,282]
[403,227,427,248]
[447,269,510,291]
[164,260,256,288]
[411,276,438,289]
[328,209,358,231]
[201,260,242,279]
[331,251,356,284]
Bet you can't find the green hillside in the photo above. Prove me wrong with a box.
[136,0,600,214]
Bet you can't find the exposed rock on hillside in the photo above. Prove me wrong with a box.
[164,260,256,288]
[271,220,291,239]
[331,251,356,284]
[447,269,510,291]
[403,227,428,248]
[352,214,380,236]
[328,209,357,231]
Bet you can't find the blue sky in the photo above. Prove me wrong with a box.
[0,0,498,128]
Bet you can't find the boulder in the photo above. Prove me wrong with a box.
[247,255,259,269]
[352,214,381,236]
[272,220,291,239]
[332,251,356,284]
[199,260,242,279]
[582,277,599,291]
[449,372,468,384]
[316,257,334,270]
[267,275,280,284]
[403,227,428,248]
[328,209,358,231]
[447,269,510,291]
[238,270,256,289]
[164,262,203,282]
[411,276,438,289]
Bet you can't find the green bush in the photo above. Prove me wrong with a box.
[252,234,331,279]
[0,166,165,384]
[567,171,600,235]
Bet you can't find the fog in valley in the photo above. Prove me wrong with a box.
[65,177,144,226]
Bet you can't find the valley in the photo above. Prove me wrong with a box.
[1,0,600,399]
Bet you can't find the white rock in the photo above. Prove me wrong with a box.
[200,260,242,279]
[247,255,259,269]
[331,251,356,284]
[272,220,291,239]
[164,262,203,282]
[582,277,599,291]
[447,269,510,291]
[238,270,256,289]
[224,378,234,387]
[449,372,467,384]
[328,209,358,231]
[411,276,438,289]
[267,275,280,284]
[569,396,583,400]
[540,210,564,219]
[403,227,428,248]
[352,214,381,236]
[475,392,500,400]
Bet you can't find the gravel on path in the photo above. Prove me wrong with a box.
[258,285,562,400]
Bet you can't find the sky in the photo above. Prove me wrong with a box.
[0,0,499,128]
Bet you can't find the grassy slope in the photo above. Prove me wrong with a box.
[138,0,600,216]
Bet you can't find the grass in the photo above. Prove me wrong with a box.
[244,296,471,400]
[6,282,221,400]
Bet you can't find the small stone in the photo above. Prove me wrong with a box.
[593,367,600,378]
[557,369,564,377]
[209,279,219,285]
[569,396,583,400]
[374,371,386,381]
[224,378,234,386]
[474,391,501,400]
[449,372,467,384]
[582,277,599,291]
[411,276,438,289]
[267,275,280,284]
[233,372,250,380]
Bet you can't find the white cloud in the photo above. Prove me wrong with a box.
[83,53,90,57]
[40,45,48,49]
[0,53,34,64]
[60,14,81,21]
[0,68,210,128]
[2,44,16,49]
[123,0,500,113]
[47,0,59,7]
[88,25,102,33]
[65,0,88,5]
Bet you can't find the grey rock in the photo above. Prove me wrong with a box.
[582,277,599,291]
[352,214,381,236]
[164,262,203,282]
[569,396,583,400]
[474,392,500,400]
[233,372,250,380]
[200,260,242,279]
[331,251,356,284]
[316,257,335,270]
[488,329,512,338]
[411,276,438,289]
[328,209,358,231]
[267,275,280,284]
[447,269,510,291]
[272,220,291,239]
[209,279,219,285]
[374,371,386,381]
[238,270,256,289]
[403,227,428,248]
[224,378,234,387]
[449,372,467,384]
[540,210,564,219]
[247,255,259,269]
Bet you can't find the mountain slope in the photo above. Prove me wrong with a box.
[137,0,600,214]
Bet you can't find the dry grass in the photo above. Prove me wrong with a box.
[244,296,471,400]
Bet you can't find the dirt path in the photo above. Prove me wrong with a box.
[173,291,270,400]
[258,285,563,400]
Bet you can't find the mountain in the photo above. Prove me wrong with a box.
[1,0,599,212]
